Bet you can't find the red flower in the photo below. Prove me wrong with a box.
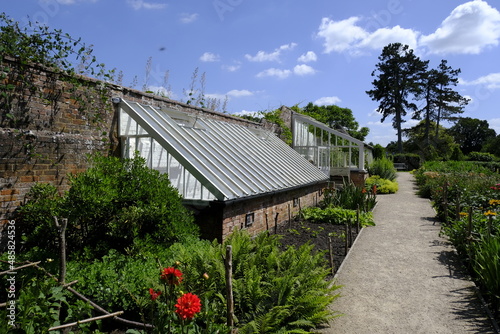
[372,185,377,195]
[160,267,183,285]
[149,288,162,301]
[175,293,201,320]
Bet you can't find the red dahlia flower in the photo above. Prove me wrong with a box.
[175,293,202,320]
[160,267,183,285]
[149,288,162,301]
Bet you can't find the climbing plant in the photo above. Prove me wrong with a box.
[0,12,115,129]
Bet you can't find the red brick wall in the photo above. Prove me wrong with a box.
[221,182,326,239]
[0,58,260,223]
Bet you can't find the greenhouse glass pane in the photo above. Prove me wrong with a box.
[184,169,201,199]
[152,139,168,174]
[120,110,137,136]
[169,155,184,196]
[137,138,152,167]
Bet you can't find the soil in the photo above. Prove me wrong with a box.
[274,219,359,277]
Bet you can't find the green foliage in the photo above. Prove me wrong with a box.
[301,102,369,141]
[472,235,500,312]
[16,154,199,257]
[0,267,94,334]
[301,206,375,227]
[371,144,386,160]
[448,117,496,155]
[262,108,292,145]
[393,153,421,170]
[365,176,399,194]
[1,13,114,128]
[227,230,341,332]
[468,151,496,162]
[367,157,397,181]
[321,183,377,212]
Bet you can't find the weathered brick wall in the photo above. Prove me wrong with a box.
[221,182,326,239]
[0,58,260,223]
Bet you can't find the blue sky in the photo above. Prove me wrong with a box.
[3,0,500,146]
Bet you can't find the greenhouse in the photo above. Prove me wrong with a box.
[117,99,329,204]
[291,112,373,181]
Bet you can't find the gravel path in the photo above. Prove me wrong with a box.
[318,172,497,334]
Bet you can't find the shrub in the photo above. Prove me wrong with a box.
[301,206,375,227]
[16,154,199,257]
[367,157,397,181]
[468,151,495,162]
[365,175,398,194]
[321,183,377,212]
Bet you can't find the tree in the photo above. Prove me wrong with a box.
[366,43,428,153]
[301,102,369,141]
[414,60,469,142]
[447,117,496,155]
[403,120,458,161]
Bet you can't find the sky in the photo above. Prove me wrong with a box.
[2,0,500,146]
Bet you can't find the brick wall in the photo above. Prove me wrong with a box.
[0,58,260,223]
[221,182,326,240]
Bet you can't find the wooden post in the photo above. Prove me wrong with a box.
[356,205,360,234]
[455,192,461,221]
[53,217,68,285]
[274,213,279,234]
[288,203,291,228]
[467,207,473,240]
[225,245,234,329]
[328,236,334,275]
[344,223,349,255]
[265,213,269,231]
[443,181,448,224]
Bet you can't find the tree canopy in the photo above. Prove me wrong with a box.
[301,102,369,141]
[366,43,428,153]
[447,117,496,155]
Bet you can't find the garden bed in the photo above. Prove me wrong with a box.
[275,219,359,277]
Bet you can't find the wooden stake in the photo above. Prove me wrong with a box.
[53,216,68,285]
[225,245,234,329]
[328,236,334,275]
[48,311,124,331]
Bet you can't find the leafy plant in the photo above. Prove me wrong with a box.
[365,175,399,194]
[321,183,376,212]
[301,206,375,227]
[16,154,199,257]
[472,235,500,315]
[367,157,397,181]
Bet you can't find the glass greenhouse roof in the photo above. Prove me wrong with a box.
[118,99,328,202]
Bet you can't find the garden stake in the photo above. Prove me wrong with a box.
[356,205,360,234]
[345,223,348,255]
[225,245,234,330]
[265,212,269,231]
[443,181,448,224]
[328,236,334,275]
[53,216,68,285]
[48,311,124,331]
[274,212,279,234]
[455,192,461,221]
[288,203,291,228]
[467,207,473,241]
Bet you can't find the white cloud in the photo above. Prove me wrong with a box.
[489,118,500,134]
[179,13,199,24]
[293,64,316,76]
[297,51,317,63]
[200,52,220,62]
[460,72,500,90]
[230,110,262,119]
[49,0,98,4]
[222,64,241,72]
[313,96,341,106]
[317,17,368,53]
[420,0,500,55]
[245,43,297,62]
[226,89,253,97]
[358,25,419,51]
[127,0,167,10]
[316,1,500,56]
[256,68,292,79]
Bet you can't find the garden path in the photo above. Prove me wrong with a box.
[318,172,497,334]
